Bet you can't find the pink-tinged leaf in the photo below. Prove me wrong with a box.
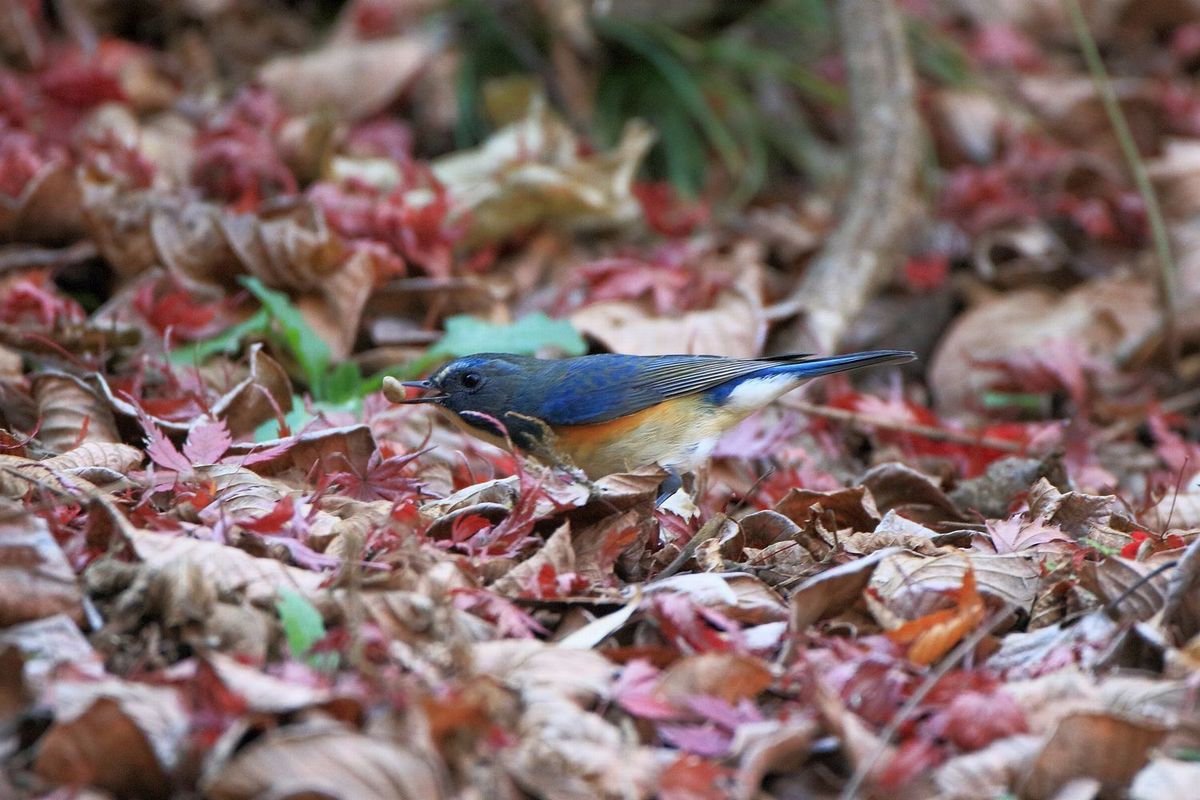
[450,588,547,638]
[683,695,764,731]
[138,411,191,473]
[974,515,1071,554]
[183,419,232,465]
[235,440,296,466]
[657,723,733,757]
[924,689,1027,750]
[613,660,678,720]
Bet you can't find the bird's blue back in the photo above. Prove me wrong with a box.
[488,351,911,427]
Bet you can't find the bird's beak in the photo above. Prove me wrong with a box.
[381,376,448,404]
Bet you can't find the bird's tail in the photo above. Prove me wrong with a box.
[768,350,917,379]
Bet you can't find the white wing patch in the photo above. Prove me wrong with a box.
[723,374,803,413]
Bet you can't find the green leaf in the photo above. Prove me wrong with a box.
[239,277,332,394]
[276,588,325,658]
[430,313,586,359]
[168,309,271,366]
[321,360,366,405]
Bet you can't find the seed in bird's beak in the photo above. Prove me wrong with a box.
[381,376,448,404]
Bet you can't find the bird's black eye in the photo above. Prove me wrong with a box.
[461,371,483,390]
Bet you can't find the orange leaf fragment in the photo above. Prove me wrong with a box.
[886,567,986,666]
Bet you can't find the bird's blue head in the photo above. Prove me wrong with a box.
[392,354,534,434]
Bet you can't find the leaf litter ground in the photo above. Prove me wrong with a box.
[3,2,1200,799]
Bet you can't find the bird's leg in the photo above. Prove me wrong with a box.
[656,467,684,506]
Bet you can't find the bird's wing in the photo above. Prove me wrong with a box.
[530,351,914,427]
[532,355,782,426]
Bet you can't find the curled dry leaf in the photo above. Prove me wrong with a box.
[203,716,445,800]
[194,464,291,519]
[433,93,654,245]
[37,680,188,800]
[775,484,881,532]
[0,160,84,244]
[788,547,905,632]
[32,372,121,454]
[0,613,102,696]
[293,245,376,359]
[152,196,343,293]
[0,507,82,626]
[490,522,575,597]
[42,442,144,479]
[647,572,788,626]
[730,719,819,800]
[258,34,434,121]
[189,653,334,714]
[571,242,766,358]
[885,567,987,666]
[83,171,356,313]
[858,461,963,526]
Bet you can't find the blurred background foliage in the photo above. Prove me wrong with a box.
[447,0,970,203]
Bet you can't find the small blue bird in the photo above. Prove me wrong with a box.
[383,350,914,486]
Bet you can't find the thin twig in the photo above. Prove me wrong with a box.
[1065,0,1179,366]
[838,607,1012,800]
[783,398,1027,453]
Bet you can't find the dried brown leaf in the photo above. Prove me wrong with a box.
[788,547,905,632]
[928,277,1158,418]
[491,522,575,596]
[858,461,963,525]
[258,34,434,121]
[0,160,84,245]
[203,716,444,800]
[869,551,1040,620]
[37,681,188,800]
[656,653,772,705]
[0,509,82,626]
[32,373,121,454]
[1081,556,1169,621]
[125,528,324,602]
[774,484,881,533]
[649,572,788,625]
[1021,713,1167,800]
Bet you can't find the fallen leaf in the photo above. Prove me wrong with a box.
[258,34,434,121]
[885,567,987,665]
[788,548,905,632]
[656,653,772,705]
[202,716,444,800]
[0,507,82,626]
[37,680,188,800]
[1021,713,1167,800]
[571,242,766,358]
